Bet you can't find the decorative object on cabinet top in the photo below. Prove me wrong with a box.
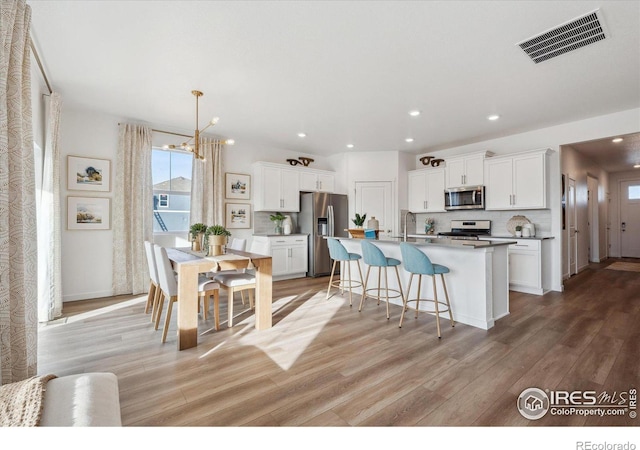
[286,157,315,166]
[506,215,531,236]
[419,156,444,167]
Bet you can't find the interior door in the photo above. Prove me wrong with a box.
[620,180,640,258]
[568,178,578,275]
[355,181,394,238]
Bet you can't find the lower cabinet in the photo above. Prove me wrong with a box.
[252,235,308,280]
[488,238,552,295]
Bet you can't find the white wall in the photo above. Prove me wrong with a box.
[608,170,640,258]
[414,108,640,293]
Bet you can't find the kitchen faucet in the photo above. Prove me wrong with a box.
[403,210,415,242]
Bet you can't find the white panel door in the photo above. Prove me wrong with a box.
[620,180,640,258]
[355,181,394,238]
[568,178,578,275]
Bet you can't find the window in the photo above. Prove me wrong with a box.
[152,148,193,233]
[629,185,640,200]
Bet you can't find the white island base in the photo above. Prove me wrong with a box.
[337,238,511,330]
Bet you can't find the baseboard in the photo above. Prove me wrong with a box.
[63,290,113,302]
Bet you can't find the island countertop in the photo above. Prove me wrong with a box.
[338,235,516,249]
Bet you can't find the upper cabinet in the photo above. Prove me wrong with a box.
[298,169,335,192]
[445,151,493,188]
[253,162,300,212]
[407,168,446,213]
[484,149,552,210]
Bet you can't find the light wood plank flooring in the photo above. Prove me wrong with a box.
[38,258,640,426]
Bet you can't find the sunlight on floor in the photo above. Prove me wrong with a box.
[234,290,345,370]
[40,296,147,328]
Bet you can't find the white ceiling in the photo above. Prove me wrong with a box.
[29,1,640,166]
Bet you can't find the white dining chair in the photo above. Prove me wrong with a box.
[212,240,261,327]
[144,241,161,321]
[153,244,221,343]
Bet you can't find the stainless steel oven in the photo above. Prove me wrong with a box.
[445,186,485,210]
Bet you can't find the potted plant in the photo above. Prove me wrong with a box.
[352,213,366,228]
[270,212,286,235]
[515,225,523,237]
[189,223,208,251]
[205,224,231,256]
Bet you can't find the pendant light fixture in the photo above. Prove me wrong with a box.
[164,90,234,160]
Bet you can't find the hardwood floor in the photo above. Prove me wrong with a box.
[38,259,640,427]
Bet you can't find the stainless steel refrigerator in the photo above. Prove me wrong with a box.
[299,192,349,277]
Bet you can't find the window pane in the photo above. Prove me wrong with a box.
[629,185,640,200]
[152,148,193,233]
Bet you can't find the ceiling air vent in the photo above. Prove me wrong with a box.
[517,9,607,64]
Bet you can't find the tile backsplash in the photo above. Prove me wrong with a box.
[414,209,552,236]
[253,211,299,234]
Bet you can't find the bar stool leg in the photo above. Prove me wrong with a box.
[340,261,345,295]
[377,267,382,305]
[394,266,405,308]
[432,276,442,338]
[356,260,364,296]
[441,273,455,328]
[399,273,413,328]
[384,267,390,319]
[359,266,372,312]
[415,274,423,319]
[347,259,353,306]
[326,260,338,300]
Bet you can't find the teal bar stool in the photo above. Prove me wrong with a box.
[358,240,404,319]
[326,238,364,306]
[399,242,454,338]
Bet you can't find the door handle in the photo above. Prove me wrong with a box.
[622,222,626,232]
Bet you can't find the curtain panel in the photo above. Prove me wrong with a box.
[112,123,153,296]
[0,0,37,384]
[190,138,224,226]
[37,92,62,322]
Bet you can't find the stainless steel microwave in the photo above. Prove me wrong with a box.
[445,186,485,210]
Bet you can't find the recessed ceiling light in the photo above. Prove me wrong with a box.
[405,138,414,143]
[487,115,500,121]
[408,110,421,117]
[634,163,640,169]
[346,144,354,149]
[612,137,623,143]
[297,132,306,138]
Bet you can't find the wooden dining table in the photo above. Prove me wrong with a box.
[166,247,273,350]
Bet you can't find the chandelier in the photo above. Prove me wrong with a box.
[164,90,234,161]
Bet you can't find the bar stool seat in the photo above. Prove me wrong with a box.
[399,242,454,338]
[358,240,404,319]
[326,238,364,306]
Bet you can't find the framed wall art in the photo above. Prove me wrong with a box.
[67,155,111,192]
[67,196,111,230]
[225,203,251,229]
[225,172,251,200]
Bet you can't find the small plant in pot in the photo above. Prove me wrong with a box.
[189,223,208,251]
[352,213,366,228]
[515,225,523,237]
[205,225,231,256]
[270,212,286,235]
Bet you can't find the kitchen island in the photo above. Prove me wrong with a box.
[336,237,514,330]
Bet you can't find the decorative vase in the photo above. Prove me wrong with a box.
[208,235,227,256]
[367,216,379,231]
[274,219,283,235]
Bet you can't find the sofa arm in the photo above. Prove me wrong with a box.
[40,372,121,426]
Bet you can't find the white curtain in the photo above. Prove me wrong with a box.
[190,138,224,226]
[112,123,153,296]
[0,0,37,384]
[37,92,62,322]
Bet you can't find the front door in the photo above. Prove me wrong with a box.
[620,180,640,258]
[355,181,394,239]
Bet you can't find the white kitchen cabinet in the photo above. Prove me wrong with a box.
[445,151,492,188]
[298,169,335,192]
[253,162,300,212]
[252,235,308,280]
[484,149,551,210]
[407,168,446,213]
[487,237,552,295]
